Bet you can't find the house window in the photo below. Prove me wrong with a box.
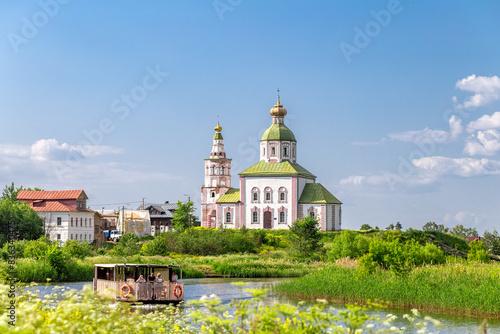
[71,217,73,226]
[84,234,87,240]
[80,218,83,226]
[80,234,82,240]
[57,217,61,226]
[57,234,61,240]
[309,211,315,219]
[89,218,92,225]
[280,211,285,223]
[85,218,87,226]
[71,234,73,240]
[226,211,231,223]
[252,211,258,223]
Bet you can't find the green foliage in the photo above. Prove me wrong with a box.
[141,236,169,256]
[483,229,500,255]
[422,221,449,233]
[172,200,196,232]
[327,230,369,261]
[450,224,478,238]
[0,197,44,247]
[107,233,141,256]
[0,182,43,202]
[359,223,372,230]
[24,236,53,259]
[468,240,490,263]
[287,216,322,258]
[62,240,94,259]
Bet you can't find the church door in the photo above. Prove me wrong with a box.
[263,211,272,229]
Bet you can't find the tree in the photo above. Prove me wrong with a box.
[288,216,322,258]
[395,222,402,231]
[483,229,500,255]
[0,197,44,246]
[172,201,196,232]
[450,224,478,238]
[422,222,448,233]
[360,224,372,231]
[385,224,395,230]
[1,182,43,202]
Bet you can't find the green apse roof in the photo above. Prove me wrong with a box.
[213,133,223,140]
[216,189,240,203]
[261,123,296,141]
[239,160,316,178]
[298,183,342,204]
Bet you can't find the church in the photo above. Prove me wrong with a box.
[201,95,342,231]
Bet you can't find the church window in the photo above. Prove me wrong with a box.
[211,192,215,198]
[211,166,215,175]
[263,147,265,156]
[278,187,287,202]
[280,192,285,201]
[226,212,231,223]
[85,218,87,226]
[271,147,276,155]
[221,166,224,175]
[279,211,285,223]
[264,187,272,202]
[283,146,288,156]
[309,211,315,219]
[292,147,296,157]
[251,188,259,203]
[252,211,258,223]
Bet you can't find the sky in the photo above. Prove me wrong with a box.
[1,1,500,233]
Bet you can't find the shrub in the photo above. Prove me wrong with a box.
[468,240,490,263]
[141,237,169,256]
[62,240,94,259]
[328,230,370,261]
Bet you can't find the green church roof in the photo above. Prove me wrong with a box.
[239,160,316,178]
[298,183,342,204]
[213,133,223,140]
[261,123,296,141]
[216,188,240,203]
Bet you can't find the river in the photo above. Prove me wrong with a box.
[28,278,500,333]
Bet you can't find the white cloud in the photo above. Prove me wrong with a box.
[455,74,500,109]
[466,111,500,132]
[387,115,462,144]
[30,139,84,162]
[444,211,479,226]
[464,130,500,156]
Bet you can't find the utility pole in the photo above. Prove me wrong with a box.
[142,197,146,209]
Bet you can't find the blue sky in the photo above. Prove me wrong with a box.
[1,1,500,233]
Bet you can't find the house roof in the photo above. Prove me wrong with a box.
[138,202,178,219]
[17,190,87,201]
[261,123,296,142]
[239,160,316,178]
[216,189,240,203]
[30,201,94,212]
[298,183,342,204]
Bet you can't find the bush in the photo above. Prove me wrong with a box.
[468,241,490,263]
[328,230,370,261]
[141,237,169,256]
[62,240,94,259]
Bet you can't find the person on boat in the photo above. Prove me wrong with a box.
[156,273,164,282]
[136,275,147,299]
[172,271,178,282]
[148,272,156,282]
[147,272,156,299]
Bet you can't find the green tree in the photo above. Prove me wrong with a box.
[108,233,141,256]
[172,201,196,232]
[450,224,478,238]
[483,229,500,255]
[288,216,322,258]
[359,224,372,231]
[395,222,402,230]
[1,182,43,202]
[422,222,449,233]
[386,224,395,230]
[0,197,44,246]
[468,240,490,262]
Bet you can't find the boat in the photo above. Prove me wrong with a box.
[93,263,184,304]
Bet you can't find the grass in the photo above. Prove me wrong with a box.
[273,258,500,318]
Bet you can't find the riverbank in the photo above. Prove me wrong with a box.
[273,259,500,318]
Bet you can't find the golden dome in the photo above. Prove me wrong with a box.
[270,95,287,117]
[214,122,222,132]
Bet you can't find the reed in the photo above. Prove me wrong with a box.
[273,259,500,318]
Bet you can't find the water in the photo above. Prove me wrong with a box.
[27,278,500,333]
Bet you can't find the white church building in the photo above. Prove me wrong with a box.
[201,95,342,231]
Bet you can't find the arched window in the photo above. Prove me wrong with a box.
[309,211,315,219]
[264,187,272,202]
[279,187,287,202]
[85,218,87,226]
[263,147,265,156]
[252,211,258,223]
[221,166,224,175]
[271,147,276,155]
[211,166,215,175]
[251,188,259,203]
[283,146,288,156]
[280,211,285,223]
[211,192,215,198]
[226,211,231,223]
[293,147,296,157]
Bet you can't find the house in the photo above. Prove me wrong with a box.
[138,201,178,235]
[201,95,342,231]
[17,190,95,244]
[117,209,151,238]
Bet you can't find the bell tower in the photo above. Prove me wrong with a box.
[201,122,232,227]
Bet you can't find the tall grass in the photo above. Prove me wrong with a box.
[274,259,500,318]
